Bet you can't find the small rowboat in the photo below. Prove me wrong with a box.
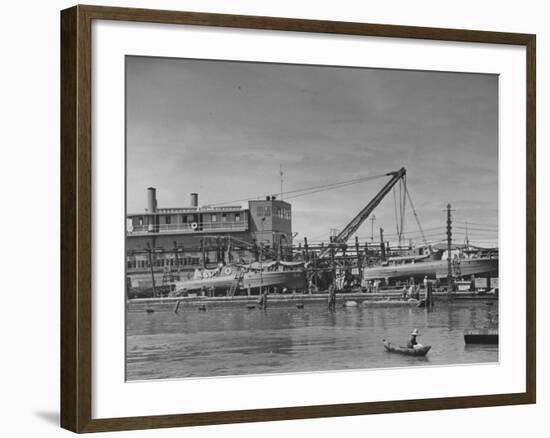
[382,340,431,356]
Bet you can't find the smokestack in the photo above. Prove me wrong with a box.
[190,193,198,208]
[147,187,157,212]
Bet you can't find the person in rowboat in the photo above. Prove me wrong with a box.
[407,328,422,348]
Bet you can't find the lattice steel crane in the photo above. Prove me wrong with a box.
[318,167,407,258]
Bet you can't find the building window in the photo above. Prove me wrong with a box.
[256,206,271,217]
[222,213,227,222]
[211,214,217,222]
[138,217,143,226]
[235,213,241,221]
[165,215,171,224]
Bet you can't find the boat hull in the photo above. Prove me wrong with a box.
[464,329,499,345]
[241,270,306,290]
[364,257,498,281]
[174,269,307,292]
[383,340,431,356]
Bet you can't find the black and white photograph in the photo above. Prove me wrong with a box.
[1,0,543,435]
[125,56,499,381]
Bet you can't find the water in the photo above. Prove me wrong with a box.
[126,300,498,380]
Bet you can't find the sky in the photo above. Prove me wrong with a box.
[126,56,498,247]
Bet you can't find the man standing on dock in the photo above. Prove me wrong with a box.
[414,284,421,300]
[408,283,415,299]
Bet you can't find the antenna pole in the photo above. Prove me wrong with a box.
[279,164,283,200]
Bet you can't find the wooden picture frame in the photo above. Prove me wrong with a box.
[61,4,536,433]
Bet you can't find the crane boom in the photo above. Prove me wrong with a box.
[319,167,406,258]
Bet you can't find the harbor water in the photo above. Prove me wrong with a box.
[126,299,498,380]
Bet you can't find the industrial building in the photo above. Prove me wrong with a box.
[126,188,292,287]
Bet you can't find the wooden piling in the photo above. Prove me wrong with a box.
[355,236,363,280]
[146,242,157,298]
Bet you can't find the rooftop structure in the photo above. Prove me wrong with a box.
[126,188,292,252]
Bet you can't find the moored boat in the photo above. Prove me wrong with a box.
[464,329,498,345]
[363,245,498,283]
[172,261,307,295]
[365,256,498,282]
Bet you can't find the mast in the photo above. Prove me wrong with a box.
[446,203,454,292]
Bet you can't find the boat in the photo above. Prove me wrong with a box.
[172,261,307,295]
[464,329,498,345]
[382,339,431,356]
[363,245,498,283]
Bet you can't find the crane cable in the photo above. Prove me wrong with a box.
[207,172,388,206]
[400,177,407,245]
[404,184,428,246]
[392,186,400,243]
[392,178,408,246]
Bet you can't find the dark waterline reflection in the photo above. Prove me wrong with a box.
[126,300,498,380]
